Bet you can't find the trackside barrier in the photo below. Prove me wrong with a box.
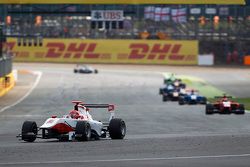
[7,38,198,65]
[244,56,250,65]
[198,54,214,66]
[0,72,15,97]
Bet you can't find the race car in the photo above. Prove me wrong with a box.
[162,84,186,101]
[163,73,177,84]
[205,95,245,115]
[160,78,186,95]
[74,64,98,74]
[17,101,126,142]
[163,74,186,87]
[179,90,207,105]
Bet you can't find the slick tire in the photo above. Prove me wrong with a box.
[109,118,126,139]
[75,121,91,141]
[21,121,38,142]
[237,104,245,115]
[201,97,207,105]
[206,104,214,115]
[163,96,168,102]
[178,98,185,105]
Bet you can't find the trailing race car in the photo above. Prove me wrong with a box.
[162,84,186,101]
[74,64,98,74]
[159,81,186,95]
[163,73,177,84]
[179,90,207,105]
[206,95,245,115]
[17,101,126,142]
[160,77,186,95]
[163,74,186,88]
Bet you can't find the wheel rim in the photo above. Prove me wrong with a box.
[121,122,126,136]
[32,125,37,135]
[86,125,91,138]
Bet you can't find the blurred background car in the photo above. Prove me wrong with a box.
[74,64,98,74]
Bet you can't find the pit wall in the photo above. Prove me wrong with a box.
[7,38,198,65]
[0,72,15,97]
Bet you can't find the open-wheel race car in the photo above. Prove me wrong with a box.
[163,74,186,87]
[179,90,207,105]
[162,84,186,102]
[17,101,126,142]
[206,95,245,115]
[160,75,186,95]
[74,64,98,74]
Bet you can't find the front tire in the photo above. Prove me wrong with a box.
[109,118,126,139]
[75,121,91,141]
[21,121,37,142]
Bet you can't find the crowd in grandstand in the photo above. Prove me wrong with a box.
[1,4,249,41]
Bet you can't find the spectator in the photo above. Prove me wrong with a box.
[226,51,232,64]
[232,49,239,63]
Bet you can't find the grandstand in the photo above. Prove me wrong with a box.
[0,1,249,64]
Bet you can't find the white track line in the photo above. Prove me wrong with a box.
[0,153,250,165]
[0,71,43,113]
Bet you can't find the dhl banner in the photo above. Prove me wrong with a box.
[7,38,198,65]
[0,0,245,4]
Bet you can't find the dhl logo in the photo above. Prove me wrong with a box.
[46,42,99,59]
[128,43,195,61]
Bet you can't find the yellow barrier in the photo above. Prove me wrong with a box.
[0,72,15,97]
[7,38,198,65]
[0,0,245,4]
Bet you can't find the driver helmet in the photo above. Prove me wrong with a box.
[69,110,80,119]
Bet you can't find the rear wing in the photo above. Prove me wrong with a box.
[185,89,199,92]
[214,96,233,99]
[72,101,115,121]
[82,104,115,112]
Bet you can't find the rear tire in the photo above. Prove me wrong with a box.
[163,95,168,102]
[206,104,214,115]
[179,97,185,105]
[75,121,91,141]
[159,89,163,95]
[236,104,245,114]
[21,121,37,142]
[201,97,207,105]
[109,118,126,139]
[94,69,98,74]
